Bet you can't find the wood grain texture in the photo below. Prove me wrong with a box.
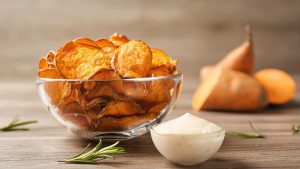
[0,75,299,169]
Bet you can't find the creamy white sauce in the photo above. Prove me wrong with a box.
[154,113,222,135]
[150,113,225,166]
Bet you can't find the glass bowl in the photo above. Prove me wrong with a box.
[37,72,183,140]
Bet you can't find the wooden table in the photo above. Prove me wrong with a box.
[0,75,299,169]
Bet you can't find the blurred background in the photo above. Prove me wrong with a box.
[0,0,299,82]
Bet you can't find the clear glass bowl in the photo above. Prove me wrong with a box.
[37,72,183,140]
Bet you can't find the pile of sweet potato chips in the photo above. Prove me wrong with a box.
[38,33,179,131]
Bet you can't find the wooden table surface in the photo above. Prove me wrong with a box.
[0,75,299,169]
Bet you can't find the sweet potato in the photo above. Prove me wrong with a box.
[192,68,268,111]
[254,69,296,104]
[200,26,254,79]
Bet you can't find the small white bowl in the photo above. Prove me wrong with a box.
[150,125,225,166]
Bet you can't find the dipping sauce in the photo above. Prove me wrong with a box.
[150,113,225,166]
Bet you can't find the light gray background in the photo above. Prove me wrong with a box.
[0,0,299,81]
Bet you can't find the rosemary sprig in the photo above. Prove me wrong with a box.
[59,139,126,164]
[226,121,265,138]
[292,124,300,135]
[0,115,38,132]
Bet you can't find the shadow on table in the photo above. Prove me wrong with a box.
[200,99,300,115]
[168,158,250,169]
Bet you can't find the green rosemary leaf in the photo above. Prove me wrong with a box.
[59,139,126,164]
[0,115,38,132]
[292,124,300,135]
[226,121,265,139]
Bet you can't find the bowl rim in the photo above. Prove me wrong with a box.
[36,71,183,82]
[150,123,225,136]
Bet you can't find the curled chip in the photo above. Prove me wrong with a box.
[46,51,56,65]
[39,57,50,69]
[149,66,171,77]
[124,81,170,102]
[97,101,143,118]
[63,88,87,108]
[38,68,71,105]
[148,102,168,114]
[56,42,111,79]
[73,37,100,49]
[151,48,172,68]
[62,113,92,130]
[92,70,120,80]
[86,97,111,110]
[38,68,61,78]
[95,110,160,131]
[95,39,115,47]
[109,33,129,46]
[112,40,152,78]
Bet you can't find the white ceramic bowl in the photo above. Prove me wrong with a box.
[150,125,225,166]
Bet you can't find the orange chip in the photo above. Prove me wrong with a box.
[148,102,168,114]
[148,66,171,77]
[92,70,120,80]
[62,113,92,130]
[38,68,70,105]
[109,33,129,46]
[47,83,71,105]
[112,40,152,78]
[95,110,160,131]
[56,42,111,79]
[83,81,96,90]
[60,102,86,115]
[63,88,87,108]
[151,48,172,68]
[46,51,56,64]
[95,39,119,53]
[124,81,171,102]
[38,57,49,70]
[97,101,143,118]
[44,78,72,105]
[86,97,111,110]
[38,68,61,78]
[95,38,115,47]
[73,37,100,49]
[85,85,116,101]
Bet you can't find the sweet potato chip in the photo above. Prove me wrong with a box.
[86,97,111,110]
[95,39,119,53]
[38,68,61,78]
[46,51,56,64]
[148,66,171,77]
[97,101,143,118]
[148,102,168,114]
[95,38,115,47]
[56,42,111,79]
[151,48,172,68]
[85,85,116,101]
[60,102,86,115]
[112,40,152,78]
[38,57,49,69]
[73,37,100,49]
[92,70,120,80]
[124,81,170,102]
[95,111,160,131]
[83,81,96,90]
[62,113,92,130]
[109,33,129,46]
[63,88,87,108]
